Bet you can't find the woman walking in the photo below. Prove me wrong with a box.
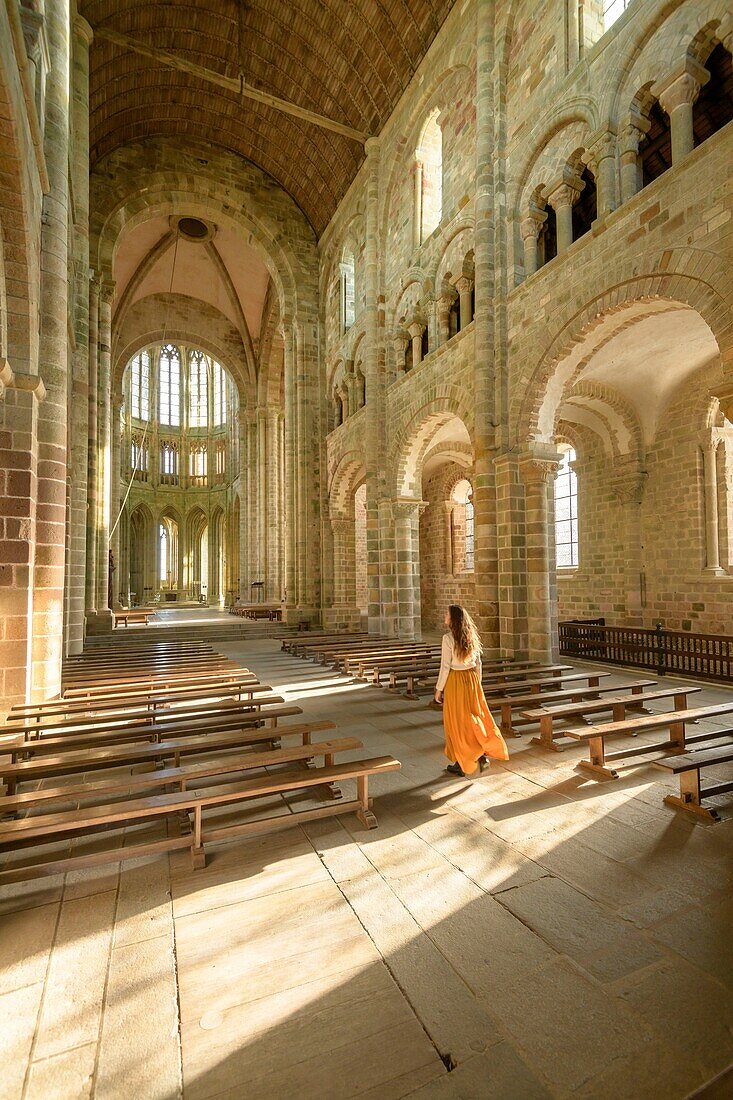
[435,604,509,777]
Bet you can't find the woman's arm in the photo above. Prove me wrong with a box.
[475,652,482,682]
[435,634,452,699]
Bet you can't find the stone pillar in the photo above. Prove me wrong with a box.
[109,398,122,607]
[410,502,427,641]
[455,276,473,330]
[655,61,708,164]
[93,278,114,627]
[520,209,546,278]
[619,116,650,203]
[282,319,297,610]
[246,411,258,590]
[32,0,71,696]
[363,136,384,633]
[702,437,725,575]
[546,180,580,255]
[437,294,453,345]
[257,405,267,590]
[66,13,93,653]
[238,418,248,598]
[609,462,647,625]
[393,331,409,376]
[586,130,617,218]
[408,319,424,370]
[85,276,99,618]
[520,451,561,662]
[344,360,356,416]
[394,500,419,640]
[267,406,280,600]
[494,450,529,657]
[473,0,500,651]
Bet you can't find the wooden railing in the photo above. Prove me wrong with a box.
[559,620,733,684]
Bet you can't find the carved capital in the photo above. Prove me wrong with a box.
[520,207,547,241]
[655,59,708,114]
[520,452,561,488]
[454,276,472,297]
[610,462,647,505]
[619,114,651,160]
[546,177,583,211]
[99,279,116,307]
[712,382,733,424]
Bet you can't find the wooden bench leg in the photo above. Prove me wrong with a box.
[577,735,619,781]
[355,774,377,829]
[664,768,720,823]
[191,805,206,868]
[531,713,559,752]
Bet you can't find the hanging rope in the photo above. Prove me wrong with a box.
[109,229,181,541]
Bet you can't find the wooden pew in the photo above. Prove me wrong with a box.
[65,641,212,661]
[114,609,154,627]
[338,644,438,675]
[486,679,658,738]
[656,740,733,822]
[61,665,251,700]
[0,725,343,814]
[565,702,733,780]
[287,634,378,658]
[0,755,402,883]
[0,707,307,795]
[522,686,702,751]
[281,632,371,654]
[379,657,534,690]
[402,663,579,699]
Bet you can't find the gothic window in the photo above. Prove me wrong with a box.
[213,360,227,427]
[130,350,150,421]
[160,442,178,484]
[452,479,475,574]
[131,437,148,481]
[555,446,579,568]
[417,109,443,243]
[602,0,632,32]
[340,251,355,332]
[189,350,208,427]
[189,445,207,485]
[159,344,181,427]
[215,442,226,481]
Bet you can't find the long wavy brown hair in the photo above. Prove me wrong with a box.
[447,604,482,662]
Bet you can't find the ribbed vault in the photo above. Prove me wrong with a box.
[81,0,457,235]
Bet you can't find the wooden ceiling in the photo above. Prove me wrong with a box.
[82,1,458,235]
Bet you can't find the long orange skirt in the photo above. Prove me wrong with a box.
[443,667,509,776]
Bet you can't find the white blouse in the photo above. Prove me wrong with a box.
[436,632,482,692]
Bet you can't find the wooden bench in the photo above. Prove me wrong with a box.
[287,634,379,658]
[62,653,228,682]
[0,724,342,814]
[380,657,534,691]
[565,702,733,780]
[0,755,401,883]
[60,666,252,701]
[7,690,282,743]
[656,740,733,822]
[485,679,658,738]
[402,663,579,699]
[314,641,419,669]
[0,710,309,795]
[114,609,155,627]
[522,686,702,751]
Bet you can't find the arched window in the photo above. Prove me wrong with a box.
[638,100,672,187]
[160,442,178,484]
[555,446,579,568]
[215,442,226,482]
[602,0,632,32]
[189,445,207,485]
[538,202,558,267]
[159,344,180,427]
[130,350,150,421]
[340,251,355,332]
[572,166,597,242]
[212,360,227,426]
[693,45,733,149]
[189,350,208,428]
[417,109,443,243]
[451,478,475,574]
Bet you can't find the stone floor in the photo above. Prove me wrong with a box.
[2,638,733,1099]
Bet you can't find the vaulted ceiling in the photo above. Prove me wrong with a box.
[82,0,457,235]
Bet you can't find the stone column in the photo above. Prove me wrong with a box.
[85,276,99,619]
[31,0,71,696]
[520,208,546,278]
[410,502,427,641]
[109,398,123,607]
[408,319,424,370]
[609,460,647,625]
[238,418,248,598]
[66,13,93,653]
[257,405,267,591]
[392,331,409,376]
[93,278,114,627]
[394,500,419,640]
[281,319,297,610]
[702,437,725,575]
[473,0,500,651]
[655,61,708,164]
[520,452,561,662]
[455,276,473,331]
[586,130,617,218]
[363,136,384,633]
[344,360,356,416]
[245,411,258,590]
[437,294,453,345]
[619,116,650,203]
[494,450,529,657]
[546,180,581,255]
[266,406,280,600]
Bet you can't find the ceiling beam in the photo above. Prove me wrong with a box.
[94,26,369,145]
